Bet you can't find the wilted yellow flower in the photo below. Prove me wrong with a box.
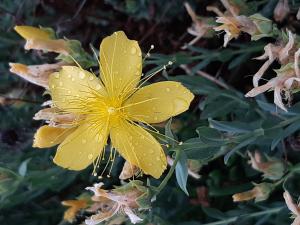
[119,161,139,180]
[208,0,256,47]
[14,26,70,54]
[232,183,274,202]
[283,191,300,225]
[183,2,214,48]
[9,62,63,88]
[62,199,87,223]
[86,181,149,224]
[36,31,194,178]
[247,151,285,180]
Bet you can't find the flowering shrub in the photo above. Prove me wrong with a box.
[2,1,300,225]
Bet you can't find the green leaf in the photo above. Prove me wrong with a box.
[18,158,31,177]
[271,121,300,150]
[175,151,189,195]
[181,138,223,160]
[165,118,176,147]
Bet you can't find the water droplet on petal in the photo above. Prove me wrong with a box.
[95,84,102,90]
[88,154,93,159]
[59,82,63,86]
[131,47,137,54]
[138,52,141,57]
[68,74,72,78]
[51,84,55,89]
[166,88,170,92]
[89,75,94,81]
[82,139,87,144]
[79,72,85,79]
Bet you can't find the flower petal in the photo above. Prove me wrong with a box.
[14,26,52,40]
[124,81,194,124]
[54,120,109,170]
[14,26,69,54]
[110,120,167,179]
[99,31,142,97]
[49,66,106,114]
[33,125,75,148]
[9,62,63,88]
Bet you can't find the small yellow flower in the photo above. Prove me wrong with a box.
[14,26,70,54]
[62,199,87,223]
[39,31,194,178]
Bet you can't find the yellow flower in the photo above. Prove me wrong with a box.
[41,31,194,178]
[62,199,87,223]
[14,26,70,54]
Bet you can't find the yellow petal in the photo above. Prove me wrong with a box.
[49,66,107,114]
[99,31,142,98]
[14,26,69,54]
[124,81,194,124]
[9,62,63,88]
[110,120,167,179]
[62,200,87,223]
[33,125,75,148]
[54,120,109,170]
[14,26,52,40]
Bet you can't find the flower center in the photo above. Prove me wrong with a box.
[107,107,116,115]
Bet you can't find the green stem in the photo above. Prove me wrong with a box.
[202,206,284,225]
[155,148,182,195]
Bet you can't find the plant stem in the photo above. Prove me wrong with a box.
[155,148,182,195]
[202,206,285,225]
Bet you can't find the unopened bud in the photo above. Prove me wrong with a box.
[232,183,274,202]
[274,0,290,22]
[248,151,285,180]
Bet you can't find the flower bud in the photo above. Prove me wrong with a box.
[274,0,290,22]
[248,151,285,180]
[232,183,274,202]
[249,14,273,41]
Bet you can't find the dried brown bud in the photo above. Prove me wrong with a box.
[274,0,290,22]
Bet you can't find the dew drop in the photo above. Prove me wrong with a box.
[51,84,55,89]
[138,52,141,57]
[71,77,75,82]
[154,116,158,121]
[166,88,170,92]
[59,82,63,86]
[88,154,93,159]
[130,47,137,54]
[89,75,94,81]
[79,72,85,79]
[93,172,97,176]
[55,73,60,78]
[68,74,72,78]
[67,90,71,94]
[82,139,87,144]
[95,84,102,90]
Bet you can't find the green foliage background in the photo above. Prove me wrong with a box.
[1,0,300,224]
